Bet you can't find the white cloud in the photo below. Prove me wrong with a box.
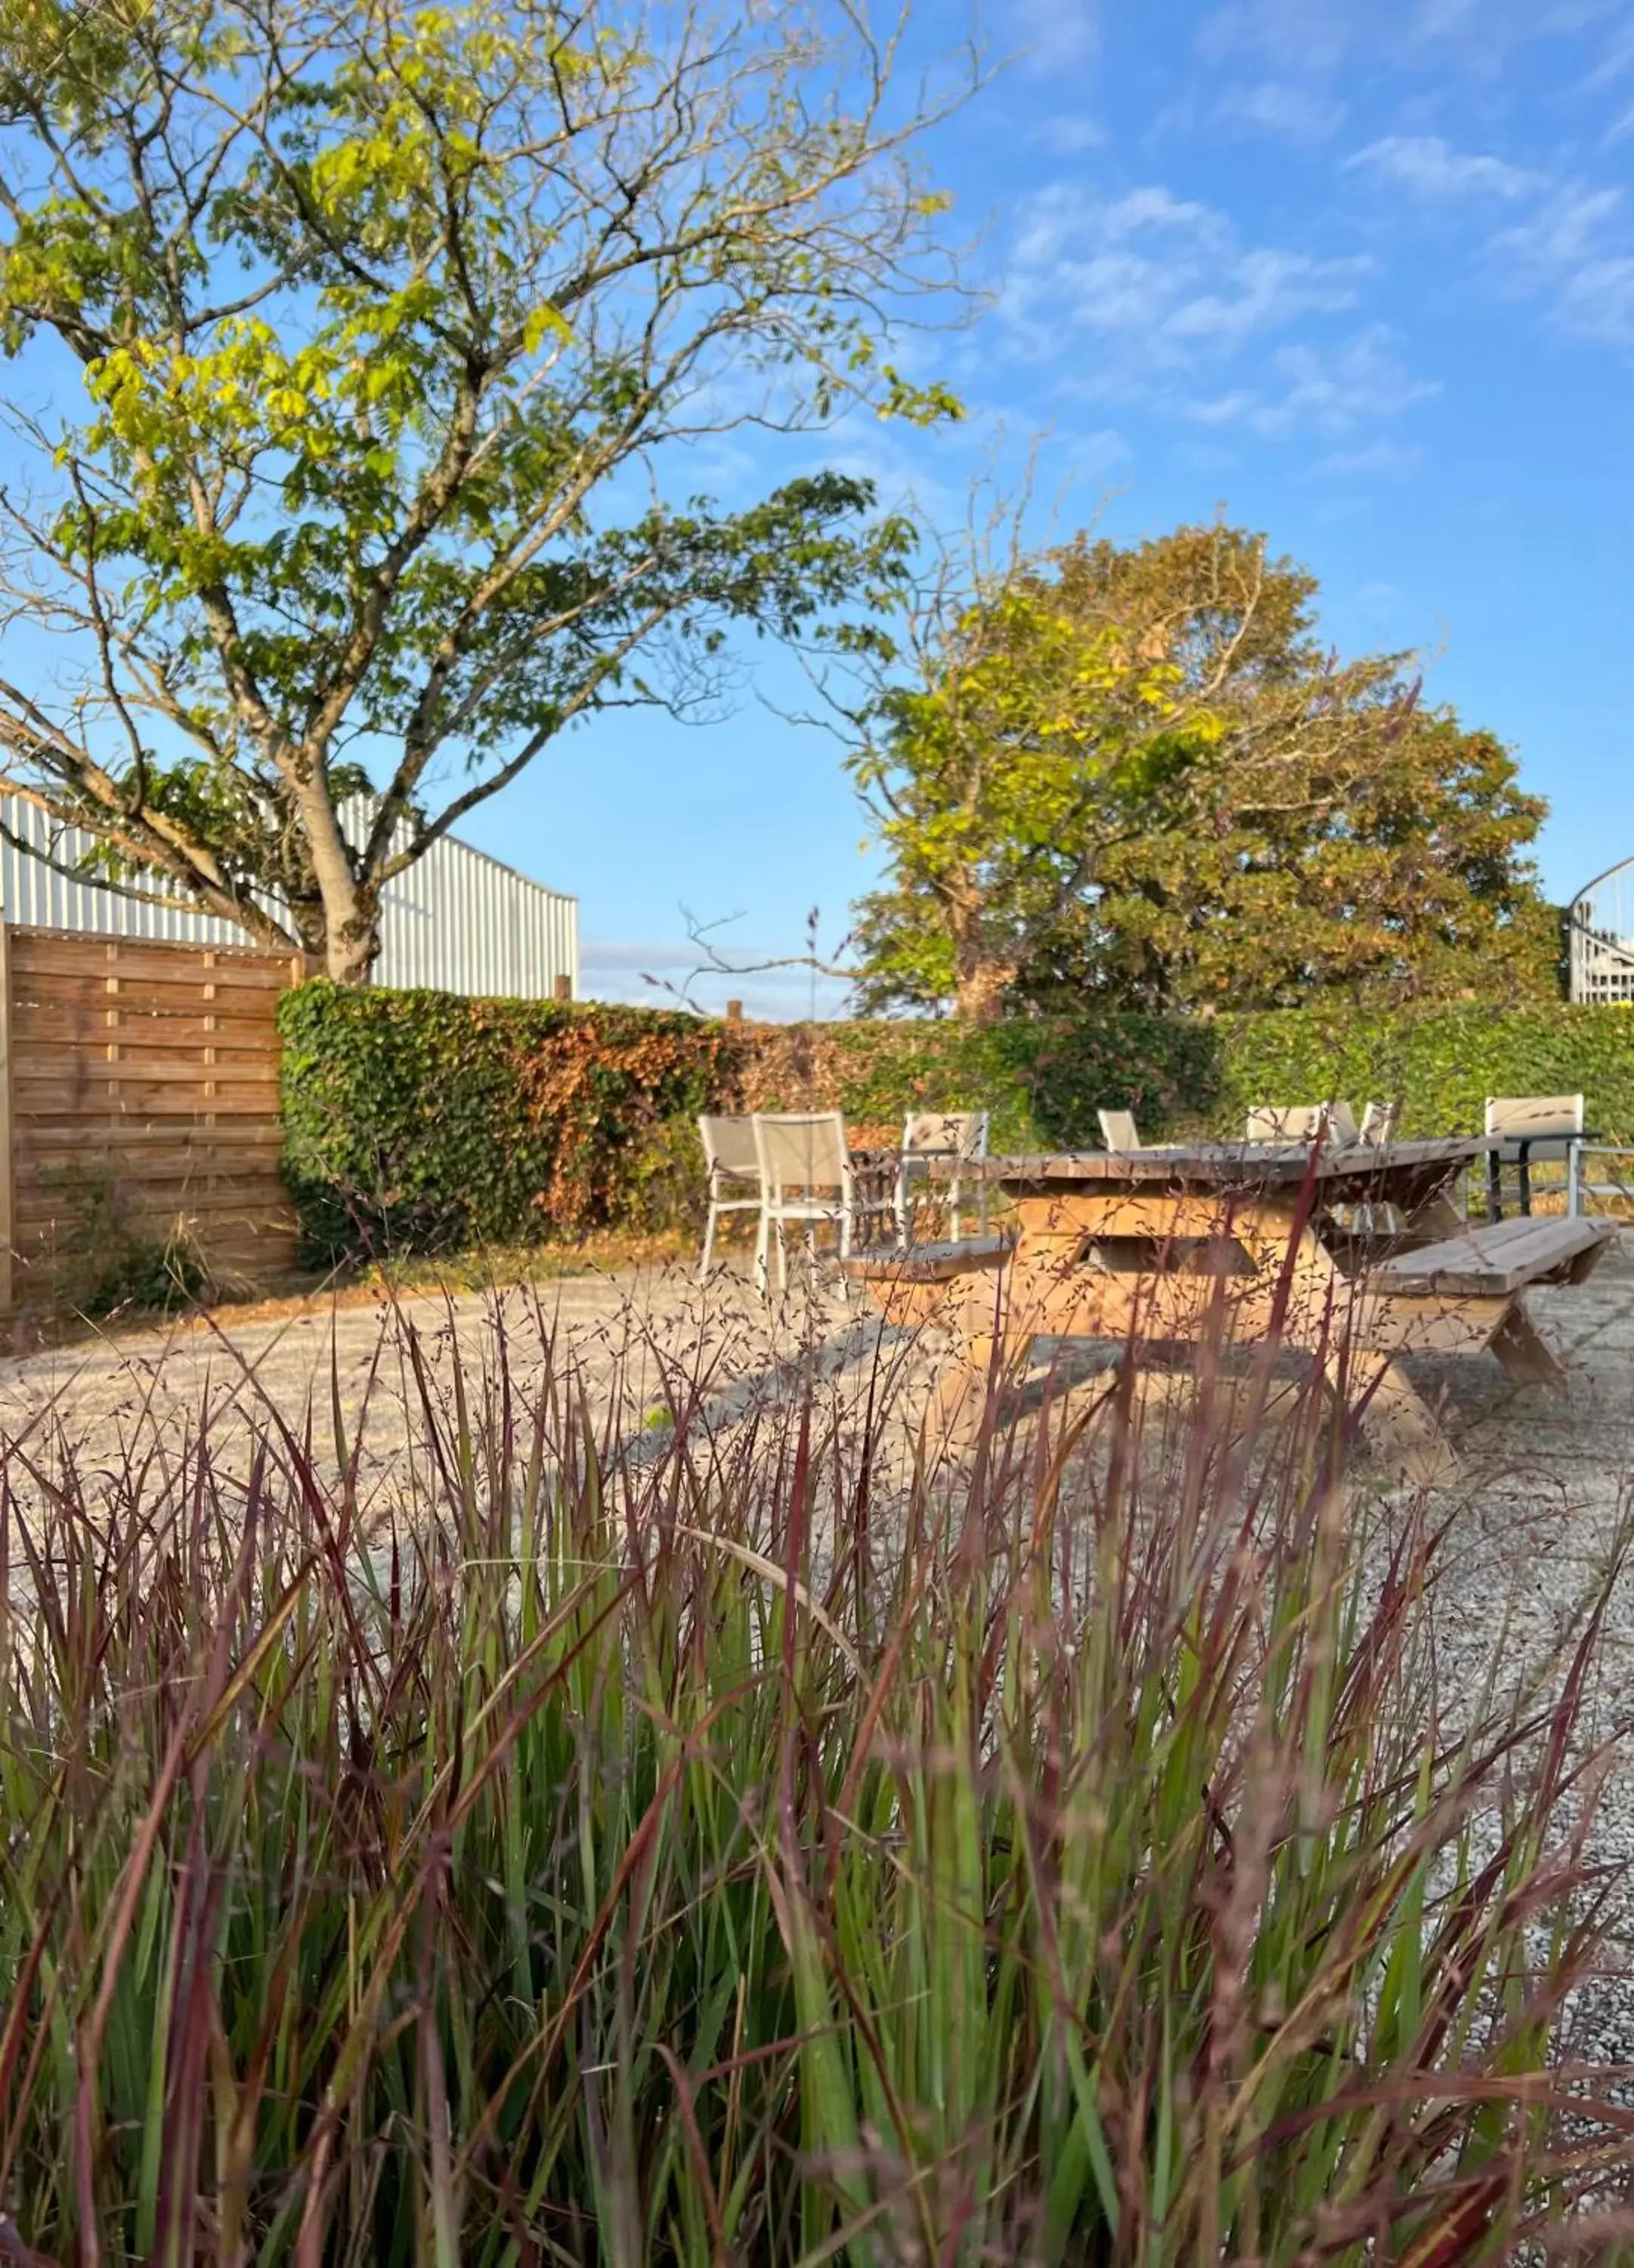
[580,939,697,975]
[1037,112,1104,155]
[1187,326,1440,436]
[1311,436,1428,477]
[1199,0,1358,75]
[1492,182,1634,343]
[1493,182,1623,274]
[1347,134,1544,199]
[1199,0,1632,82]
[1585,6,1634,85]
[1007,0,1098,77]
[1220,79,1346,140]
[1004,184,1366,375]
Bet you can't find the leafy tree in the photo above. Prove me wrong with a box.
[0,0,970,978]
[847,523,1557,1019]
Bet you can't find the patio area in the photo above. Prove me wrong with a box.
[2,1230,1630,1535]
[5,1238,1634,2059]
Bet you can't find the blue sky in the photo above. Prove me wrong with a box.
[456,0,1634,1016]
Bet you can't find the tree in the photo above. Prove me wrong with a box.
[846,522,1557,1019]
[0,0,970,979]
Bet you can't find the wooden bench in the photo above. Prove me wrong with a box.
[839,1235,1013,1329]
[1348,1213,1617,1405]
[1366,1214,1614,1299]
[842,1210,1617,1477]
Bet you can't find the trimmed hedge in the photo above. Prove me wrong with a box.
[278,981,1634,1259]
[278,984,729,1257]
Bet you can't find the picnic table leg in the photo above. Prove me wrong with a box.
[1332,1352,1461,1488]
[1488,1300,1567,1393]
[921,1327,996,1448]
[1407,1190,1466,1236]
[1238,1199,1463,1487]
[924,1325,1051,1452]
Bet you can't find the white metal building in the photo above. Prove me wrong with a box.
[0,792,577,999]
[1568,856,1634,1006]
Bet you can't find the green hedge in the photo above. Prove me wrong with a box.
[1202,1004,1634,1148]
[743,1005,1634,1148]
[279,982,1634,1259]
[728,1015,1221,1150]
[277,984,728,1258]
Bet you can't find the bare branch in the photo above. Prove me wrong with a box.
[642,903,859,1015]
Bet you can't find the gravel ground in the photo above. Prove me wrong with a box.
[5,1235,1634,2056]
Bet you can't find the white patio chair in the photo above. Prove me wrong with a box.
[751,1111,860,1294]
[1484,1095,1587,1219]
[893,1110,989,1245]
[1345,1101,1403,1232]
[1245,1104,1327,1143]
[1097,1109,1143,1151]
[697,1114,763,1281]
[1324,1100,1360,1146]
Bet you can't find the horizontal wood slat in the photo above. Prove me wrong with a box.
[7,934,300,985]
[2,923,302,1308]
[15,1090,281,1120]
[10,971,289,1012]
[11,1009,282,1048]
[1371,1216,1614,1297]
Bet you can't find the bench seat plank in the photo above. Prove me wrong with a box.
[840,1235,1013,1284]
[1370,1216,1614,1299]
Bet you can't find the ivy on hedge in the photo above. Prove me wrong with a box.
[279,981,1634,1259]
[277,983,727,1258]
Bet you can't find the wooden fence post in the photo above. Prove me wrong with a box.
[552,974,572,1003]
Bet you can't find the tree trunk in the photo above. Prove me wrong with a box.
[286,763,379,984]
[945,881,1014,1023]
[952,959,1013,1022]
[949,919,1014,1022]
[323,886,381,985]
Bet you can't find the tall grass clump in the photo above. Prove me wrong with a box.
[0,1294,1629,2264]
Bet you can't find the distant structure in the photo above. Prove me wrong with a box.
[1568,854,1634,1005]
[0,792,577,999]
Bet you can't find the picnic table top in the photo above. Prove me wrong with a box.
[969,1136,1500,1190]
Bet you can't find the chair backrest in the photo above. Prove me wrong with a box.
[1098,1108,1141,1151]
[1359,1100,1401,1145]
[1246,1104,1325,1143]
[902,1109,989,1160]
[698,1114,761,1181]
[1323,1100,1360,1146]
[753,1111,849,1192]
[1484,1093,1584,1160]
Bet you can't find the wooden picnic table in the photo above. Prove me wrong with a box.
[844,1136,1616,1482]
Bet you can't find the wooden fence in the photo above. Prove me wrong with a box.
[2,925,304,1311]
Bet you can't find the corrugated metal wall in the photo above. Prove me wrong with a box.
[0,793,577,999]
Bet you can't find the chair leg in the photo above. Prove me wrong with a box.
[949,1173,962,1244]
[775,1219,788,1292]
[894,1164,909,1249]
[754,1208,769,1298]
[699,1201,717,1282]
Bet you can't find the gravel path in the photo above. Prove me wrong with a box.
[5,1238,1634,2047]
